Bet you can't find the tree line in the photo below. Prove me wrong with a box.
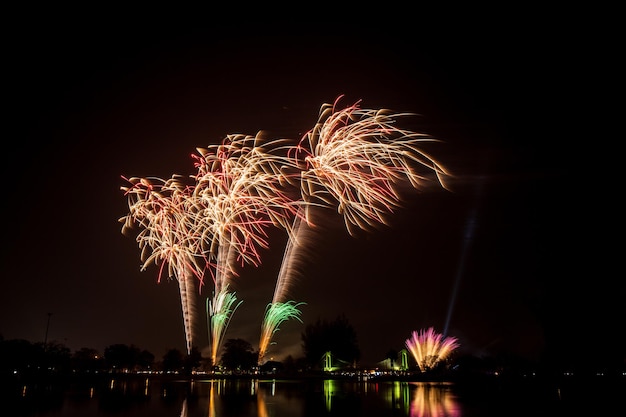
[1,314,363,379]
[2,313,565,381]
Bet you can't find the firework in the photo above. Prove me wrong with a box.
[206,283,243,365]
[121,97,451,365]
[120,175,208,354]
[257,300,305,364]
[258,96,450,361]
[291,96,450,235]
[192,133,302,278]
[192,133,303,365]
[405,327,459,372]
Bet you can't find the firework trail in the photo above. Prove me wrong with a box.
[120,175,208,354]
[257,215,312,364]
[405,327,459,372]
[192,133,303,365]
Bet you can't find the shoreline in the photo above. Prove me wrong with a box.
[5,368,624,387]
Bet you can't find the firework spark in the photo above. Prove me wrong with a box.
[405,327,459,372]
[291,96,450,235]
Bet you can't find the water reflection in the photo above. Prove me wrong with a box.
[12,375,620,416]
[324,378,337,411]
[197,379,459,417]
[255,380,269,417]
[180,398,188,417]
[207,381,215,417]
[362,381,460,417]
[12,378,461,416]
[408,382,460,417]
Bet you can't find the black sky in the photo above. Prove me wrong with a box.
[2,22,620,368]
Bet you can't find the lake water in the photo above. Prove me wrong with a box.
[5,375,623,416]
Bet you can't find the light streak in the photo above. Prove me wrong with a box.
[444,178,483,336]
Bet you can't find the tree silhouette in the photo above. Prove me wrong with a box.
[0,338,41,377]
[72,347,103,373]
[162,348,184,372]
[137,349,155,370]
[220,338,257,371]
[302,314,360,369]
[104,344,142,372]
[42,341,72,374]
[183,346,202,375]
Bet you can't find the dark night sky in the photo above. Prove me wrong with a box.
[2,22,620,368]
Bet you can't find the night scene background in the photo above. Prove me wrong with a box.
[2,21,621,372]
